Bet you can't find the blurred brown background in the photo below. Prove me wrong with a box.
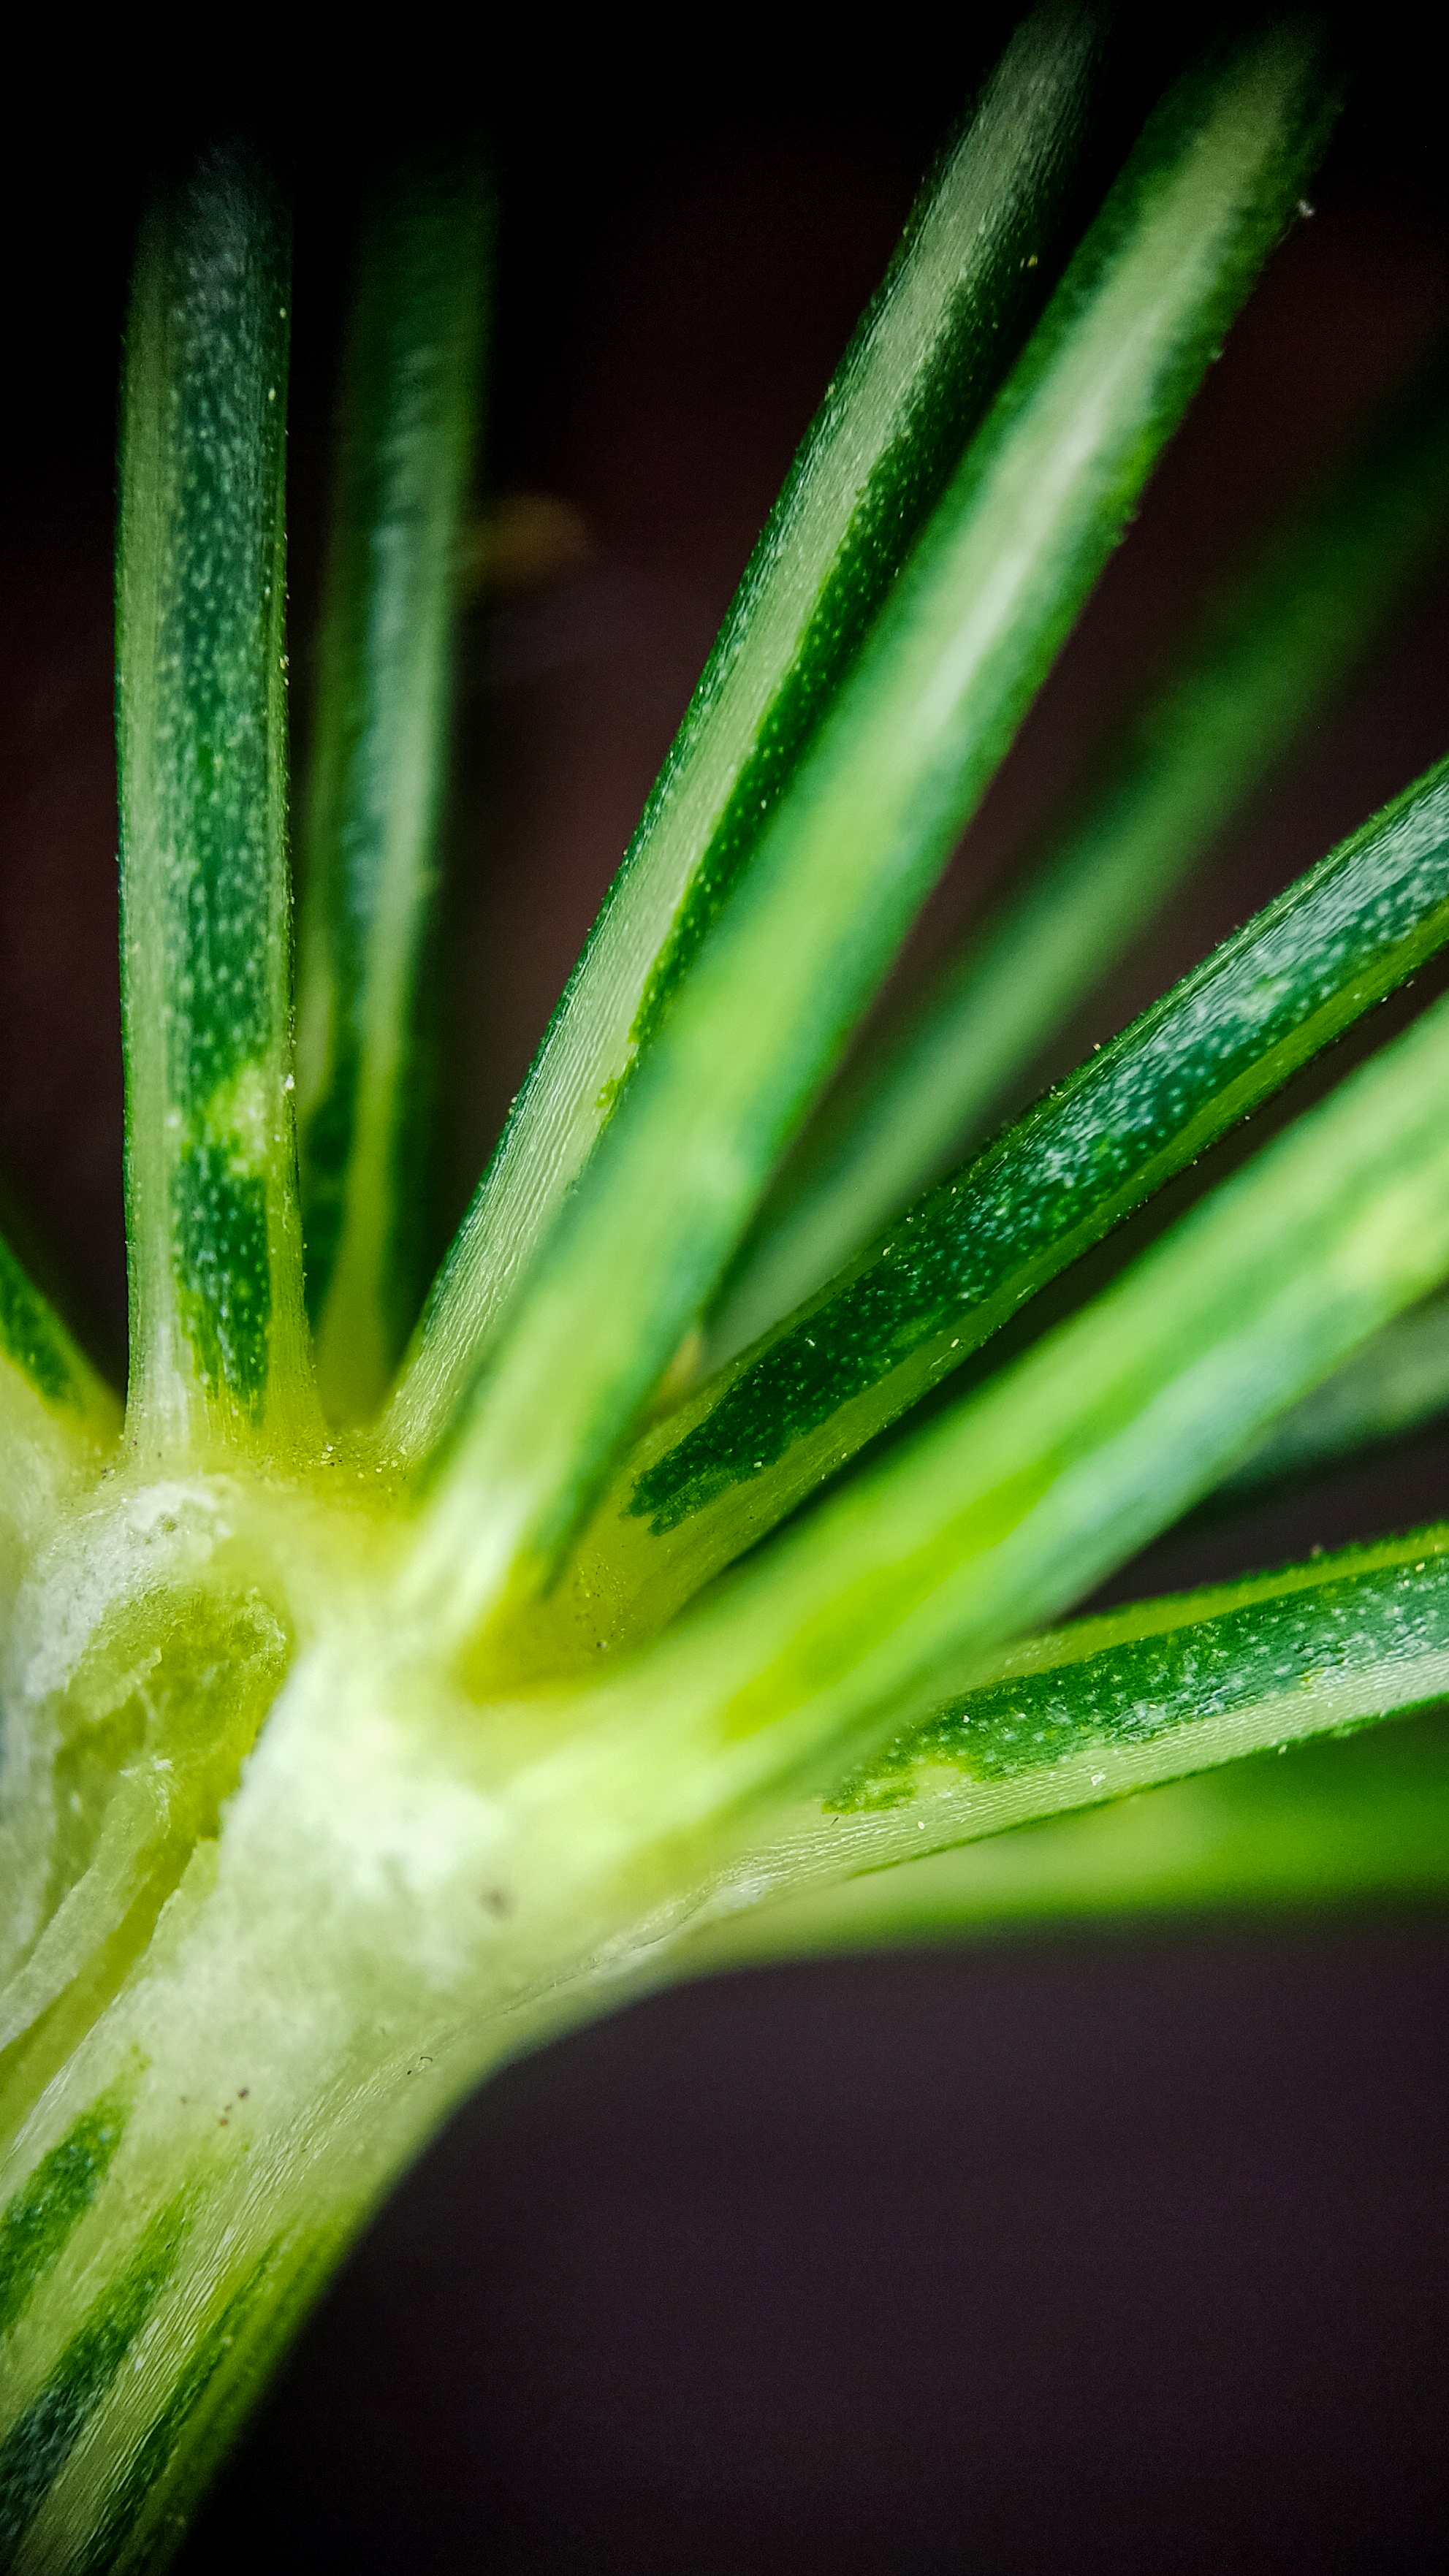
[5,16,1449,2569]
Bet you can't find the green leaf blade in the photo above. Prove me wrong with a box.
[570,758,1449,1645]
[0,1237,118,1468]
[547,994,1449,1859]
[719,355,1449,1351]
[296,159,490,1425]
[387,3,1116,1459]
[680,1528,1449,1954]
[688,1703,1449,1963]
[0,2095,127,2345]
[406,19,1339,1649]
[831,1531,1449,1823]
[118,150,314,1464]
[0,1236,120,1605]
[1220,1287,1449,1494]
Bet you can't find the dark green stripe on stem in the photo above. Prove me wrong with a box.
[0,2094,126,2342]
[0,2197,187,2558]
[72,2247,277,2576]
[118,148,313,1457]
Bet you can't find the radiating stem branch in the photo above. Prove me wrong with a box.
[384,3,1114,1460]
[511,994,1449,1864]
[118,149,315,1464]
[403,20,1339,1649]
[296,158,490,1425]
[686,1685,1449,1966]
[716,353,1449,1352]
[680,1525,1449,1947]
[547,758,1449,1661]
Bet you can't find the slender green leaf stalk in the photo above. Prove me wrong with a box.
[383,4,1114,1459]
[403,20,1338,1652]
[118,150,316,1466]
[296,160,490,1424]
[716,357,1449,1352]
[688,1705,1449,1965]
[745,1525,1449,1897]
[515,991,1449,1853]
[551,759,1449,1657]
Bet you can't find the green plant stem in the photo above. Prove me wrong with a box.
[677,1525,1449,1945]
[716,355,1449,1352]
[7,1515,1448,2575]
[117,150,316,1466]
[686,1707,1449,1965]
[5,1506,1446,2572]
[404,20,1337,1650]
[296,159,490,1425]
[383,4,1114,1460]
[555,759,1449,1653]
[529,992,1449,1838]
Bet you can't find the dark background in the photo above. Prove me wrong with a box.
[5,17,1449,2569]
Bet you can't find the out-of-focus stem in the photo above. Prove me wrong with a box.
[296,158,490,1425]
